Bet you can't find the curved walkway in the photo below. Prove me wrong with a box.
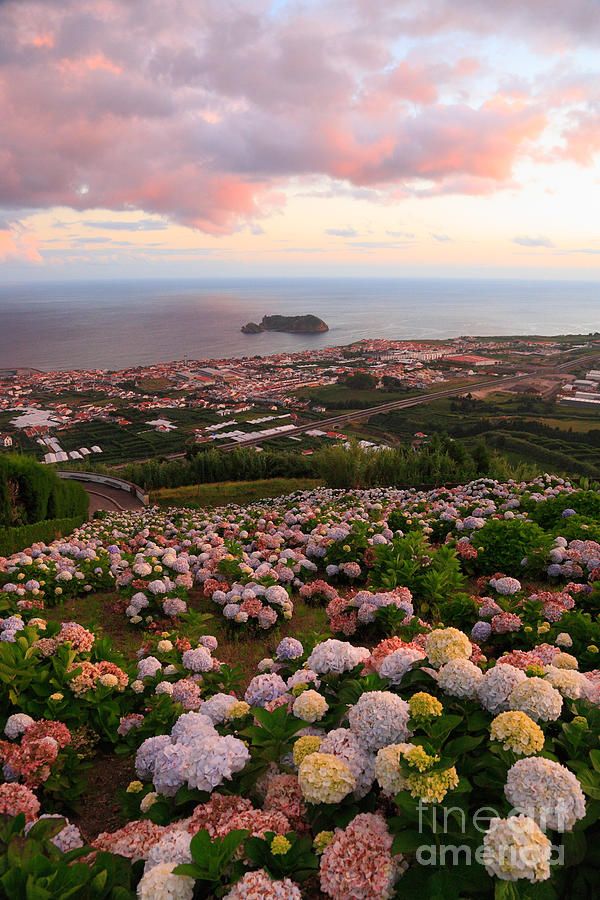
[77,481,145,516]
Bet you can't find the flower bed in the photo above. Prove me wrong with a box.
[0,475,599,897]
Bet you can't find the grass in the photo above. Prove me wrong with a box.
[151,477,322,509]
[42,586,329,838]
[43,589,329,687]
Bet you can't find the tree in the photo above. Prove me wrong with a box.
[342,372,377,390]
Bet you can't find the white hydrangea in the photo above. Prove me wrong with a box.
[307,639,369,675]
[478,665,527,715]
[136,862,194,900]
[137,656,162,679]
[505,758,586,832]
[482,816,551,882]
[201,693,238,724]
[185,734,250,792]
[171,712,215,745]
[378,648,425,685]
[135,735,172,780]
[348,691,411,752]
[436,658,483,699]
[144,830,192,873]
[508,678,563,722]
[153,743,191,797]
[4,713,34,740]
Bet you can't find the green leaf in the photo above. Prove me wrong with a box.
[392,829,425,853]
[445,734,485,757]
[589,749,600,774]
[574,767,600,800]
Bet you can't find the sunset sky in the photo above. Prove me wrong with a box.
[1,0,599,280]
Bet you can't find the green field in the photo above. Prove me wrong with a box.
[151,477,322,508]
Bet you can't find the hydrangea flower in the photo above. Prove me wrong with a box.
[508,678,563,722]
[425,627,472,668]
[490,712,545,756]
[505,758,586,832]
[298,752,356,804]
[348,691,411,751]
[482,816,551,882]
[276,637,304,661]
[292,690,329,723]
[244,674,288,707]
[136,863,194,900]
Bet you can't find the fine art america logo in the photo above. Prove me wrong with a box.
[414,801,565,868]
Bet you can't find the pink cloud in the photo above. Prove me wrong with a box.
[0,0,596,234]
[0,223,42,263]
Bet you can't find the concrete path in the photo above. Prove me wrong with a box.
[77,481,145,516]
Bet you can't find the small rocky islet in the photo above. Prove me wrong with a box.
[241,314,329,334]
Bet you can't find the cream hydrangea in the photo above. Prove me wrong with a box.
[482,816,551,883]
[552,652,578,670]
[508,677,563,722]
[436,658,483,699]
[425,627,472,668]
[543,666,584,700]
[292,690,329,723]
[298,752,356,804]
[136,863,194,900]
[505,758,586,832]
[490,712,544,756]
[375,743,414,796]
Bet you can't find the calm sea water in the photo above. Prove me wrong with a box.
[0,278,598,371]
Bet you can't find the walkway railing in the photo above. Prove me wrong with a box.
[58,471,149,505]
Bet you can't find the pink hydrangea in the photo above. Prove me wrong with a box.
[320,813,403,900]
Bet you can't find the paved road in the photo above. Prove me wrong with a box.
[217,351,600,452]
[79,482,145,516]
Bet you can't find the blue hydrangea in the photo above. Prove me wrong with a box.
[276,637,304,661]
[244,673,288,707]
[471,621,492,643]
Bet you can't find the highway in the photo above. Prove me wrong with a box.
[216,352,600,452]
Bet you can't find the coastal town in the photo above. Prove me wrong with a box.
[1,334,598,467]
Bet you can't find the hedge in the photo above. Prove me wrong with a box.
[0,454,88,527]
[0,515,87,557]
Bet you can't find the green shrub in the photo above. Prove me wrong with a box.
[0,815,135,898]
[471,518,551,575]
[0,515,86,556]
[527,490,600,530]
[0,455,88,527]
[369,531,467,619]
[551,515,600,544]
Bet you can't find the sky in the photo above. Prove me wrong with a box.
[0,0,599,281]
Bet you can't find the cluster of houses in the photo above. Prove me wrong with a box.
[561,370,600,407]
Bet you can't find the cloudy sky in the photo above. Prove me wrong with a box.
[1,0,599,279]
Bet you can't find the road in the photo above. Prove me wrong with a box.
[79,482,145,516]
[216,352,600,452]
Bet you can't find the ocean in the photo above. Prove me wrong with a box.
[0,277,598,371]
